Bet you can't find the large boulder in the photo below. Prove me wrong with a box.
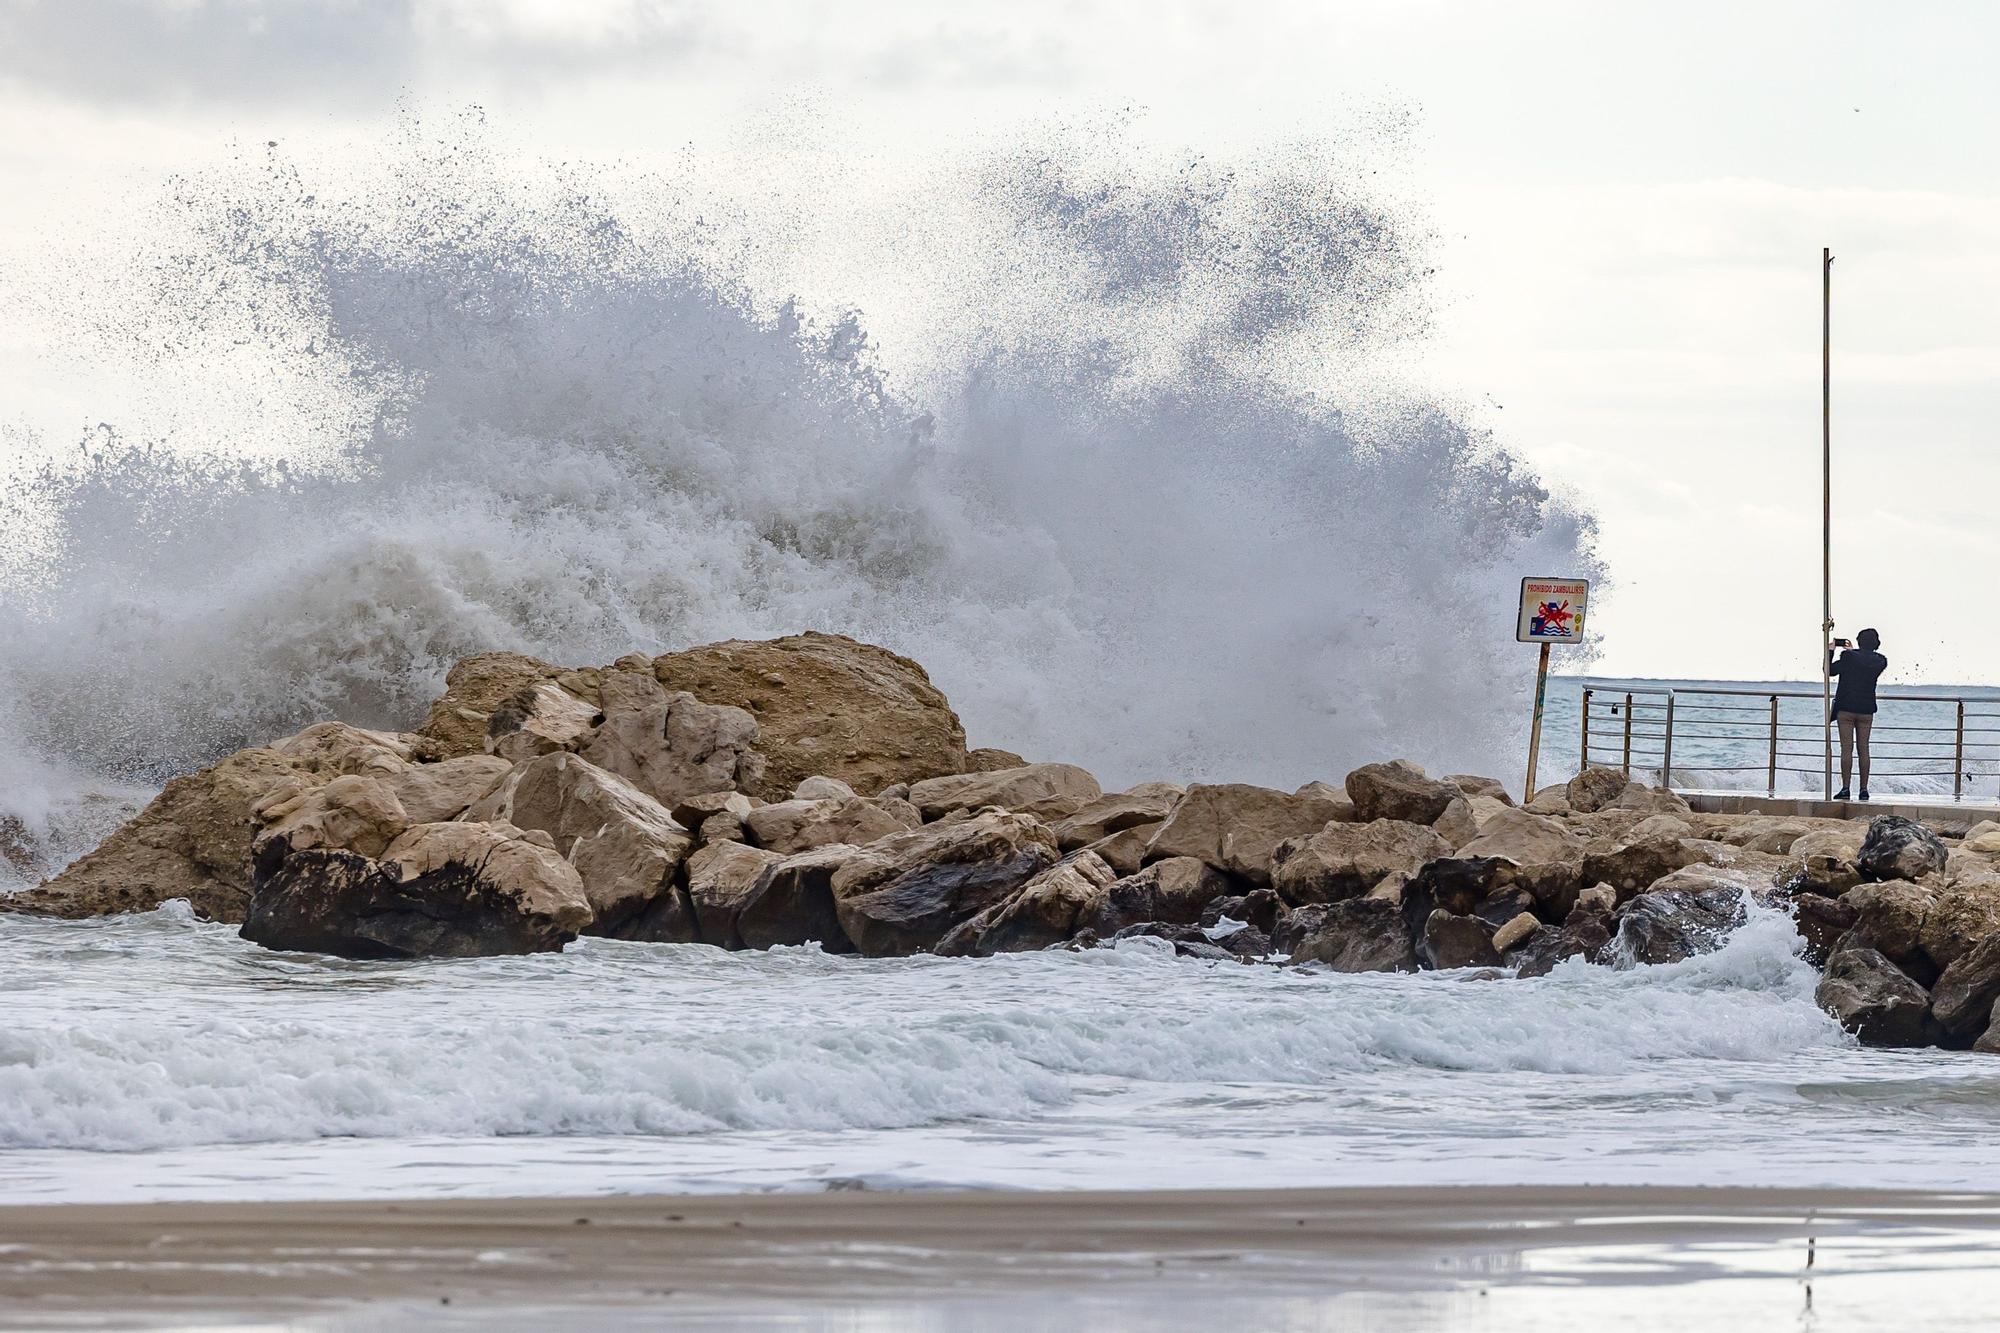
[737,844,859,951]
[1857,816,1948,883]
[1582,835,1724,902]
[1344,761,1461,825]
[1083,822,1164,876]
[1607,884,1745,966]
[241,821,592,959]
[830,810,1059,956]
[1921,885,2000,972]
[1930,934,2000,1042]
[1145,783,1347,886]
[1606,781,1692,818]
[576,673,765,808]
[1446,774,1514,806]
[650,632,968,801]
[1052,790,1181,850]
[1080,857,1236,936]
[1419,909,1500,970]
[1785,826,1867,896]
[684,840,784,949]
[413,651,561,759]
[1455,808,1587,912]
[383,755,514,822]
[1274,897,1418,972]
[1564,766,1628,814]
[253,774,410,861]
[1840,879,1940,981]
[1815,947,1935,1047]
[486,680,602,764]
[742,796,922,855]
[1788,891,1859,966]
[1269,819,1451,907]
[936,852,1122,956]
[469,752,697,940]
[6,725,417,923]
[906,763,1103,822]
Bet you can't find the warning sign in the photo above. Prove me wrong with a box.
[1517,577,1589,644]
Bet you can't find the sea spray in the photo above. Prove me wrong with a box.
[0,118,1601,883]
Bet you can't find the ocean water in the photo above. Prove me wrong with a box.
[5,897,1998,1205]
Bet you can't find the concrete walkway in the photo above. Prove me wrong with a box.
[1682,789,2000,834]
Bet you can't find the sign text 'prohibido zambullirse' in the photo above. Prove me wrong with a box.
[1517,577,1589,645]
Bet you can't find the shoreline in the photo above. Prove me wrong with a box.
[7,1184,2000,1327]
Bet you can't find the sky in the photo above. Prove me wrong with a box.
[1,0,1996,683]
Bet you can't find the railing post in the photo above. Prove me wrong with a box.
[1661,693,1675,789]
[1622,691,1634,779]
[1580,688,1592,773]
[1956,700,1966,802]
[1767,694,1779,796]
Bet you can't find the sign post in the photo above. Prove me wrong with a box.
[1518,576,1590,803]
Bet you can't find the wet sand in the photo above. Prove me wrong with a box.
[5,1185,2000,1329]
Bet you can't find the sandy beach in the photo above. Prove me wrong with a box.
[6,1185,2000,1329]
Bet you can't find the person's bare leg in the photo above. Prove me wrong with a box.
[1838,713,1855,793]
[1856,715,1872,793]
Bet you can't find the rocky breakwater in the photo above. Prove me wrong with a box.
[11,632,2000,1055]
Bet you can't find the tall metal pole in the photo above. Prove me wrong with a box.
[1822,247,1834,799]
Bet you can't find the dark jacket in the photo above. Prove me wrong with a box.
[1830,648,1887,716]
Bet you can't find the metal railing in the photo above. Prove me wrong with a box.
[1580,686,2000,800]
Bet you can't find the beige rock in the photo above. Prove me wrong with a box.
[1082,857,1235,933]
[578,688,764,809]
[1575,883,1617,913]
[1467,794,1514,833]
[743,796,923,856]
[937,852,1122,956]
[1084,822,1163,876]
[685,840,784,948]
[1607,781,1692,818]
[270,722,416,775]
[383,755,513,823]
[254,774,410,862]
[650,632,968,801]
[907,763,1103,822]
[1432,797,1479,849]
[1964,820,2000,857]
[487,681,601,764]
[1787,826,1867,895]
[1051,790,1180,850]
[792,776,857,801]
[242,819,592,959]
[1145,783,1348,886]
[1921,885,2000,972]
[1627,814,1694,842]
[1293,781,1358,822]
[1270,819,1451,906]
[1447,775,1514,806]
[414,651,561,760]
[472,752,695,937]
[738,844,859,951]
[10,739,362,923]
[1582,835,1724,900]
[830,810,1060,956]
[672,790,756,828]
[963,747,1028,772]
[1344,760,1461,825]
[1458,808,1587,873]
[1842,879,1941,970]
[1491,912,1540,954]
[1564,766,1627,814]
[1524,784,1571,815]
[1126,781,1188,802]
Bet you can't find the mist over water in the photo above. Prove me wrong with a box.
[0,117,1600,881]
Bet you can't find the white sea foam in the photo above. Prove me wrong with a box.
[0,900,1835,1154]
[0,119,1600,884]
